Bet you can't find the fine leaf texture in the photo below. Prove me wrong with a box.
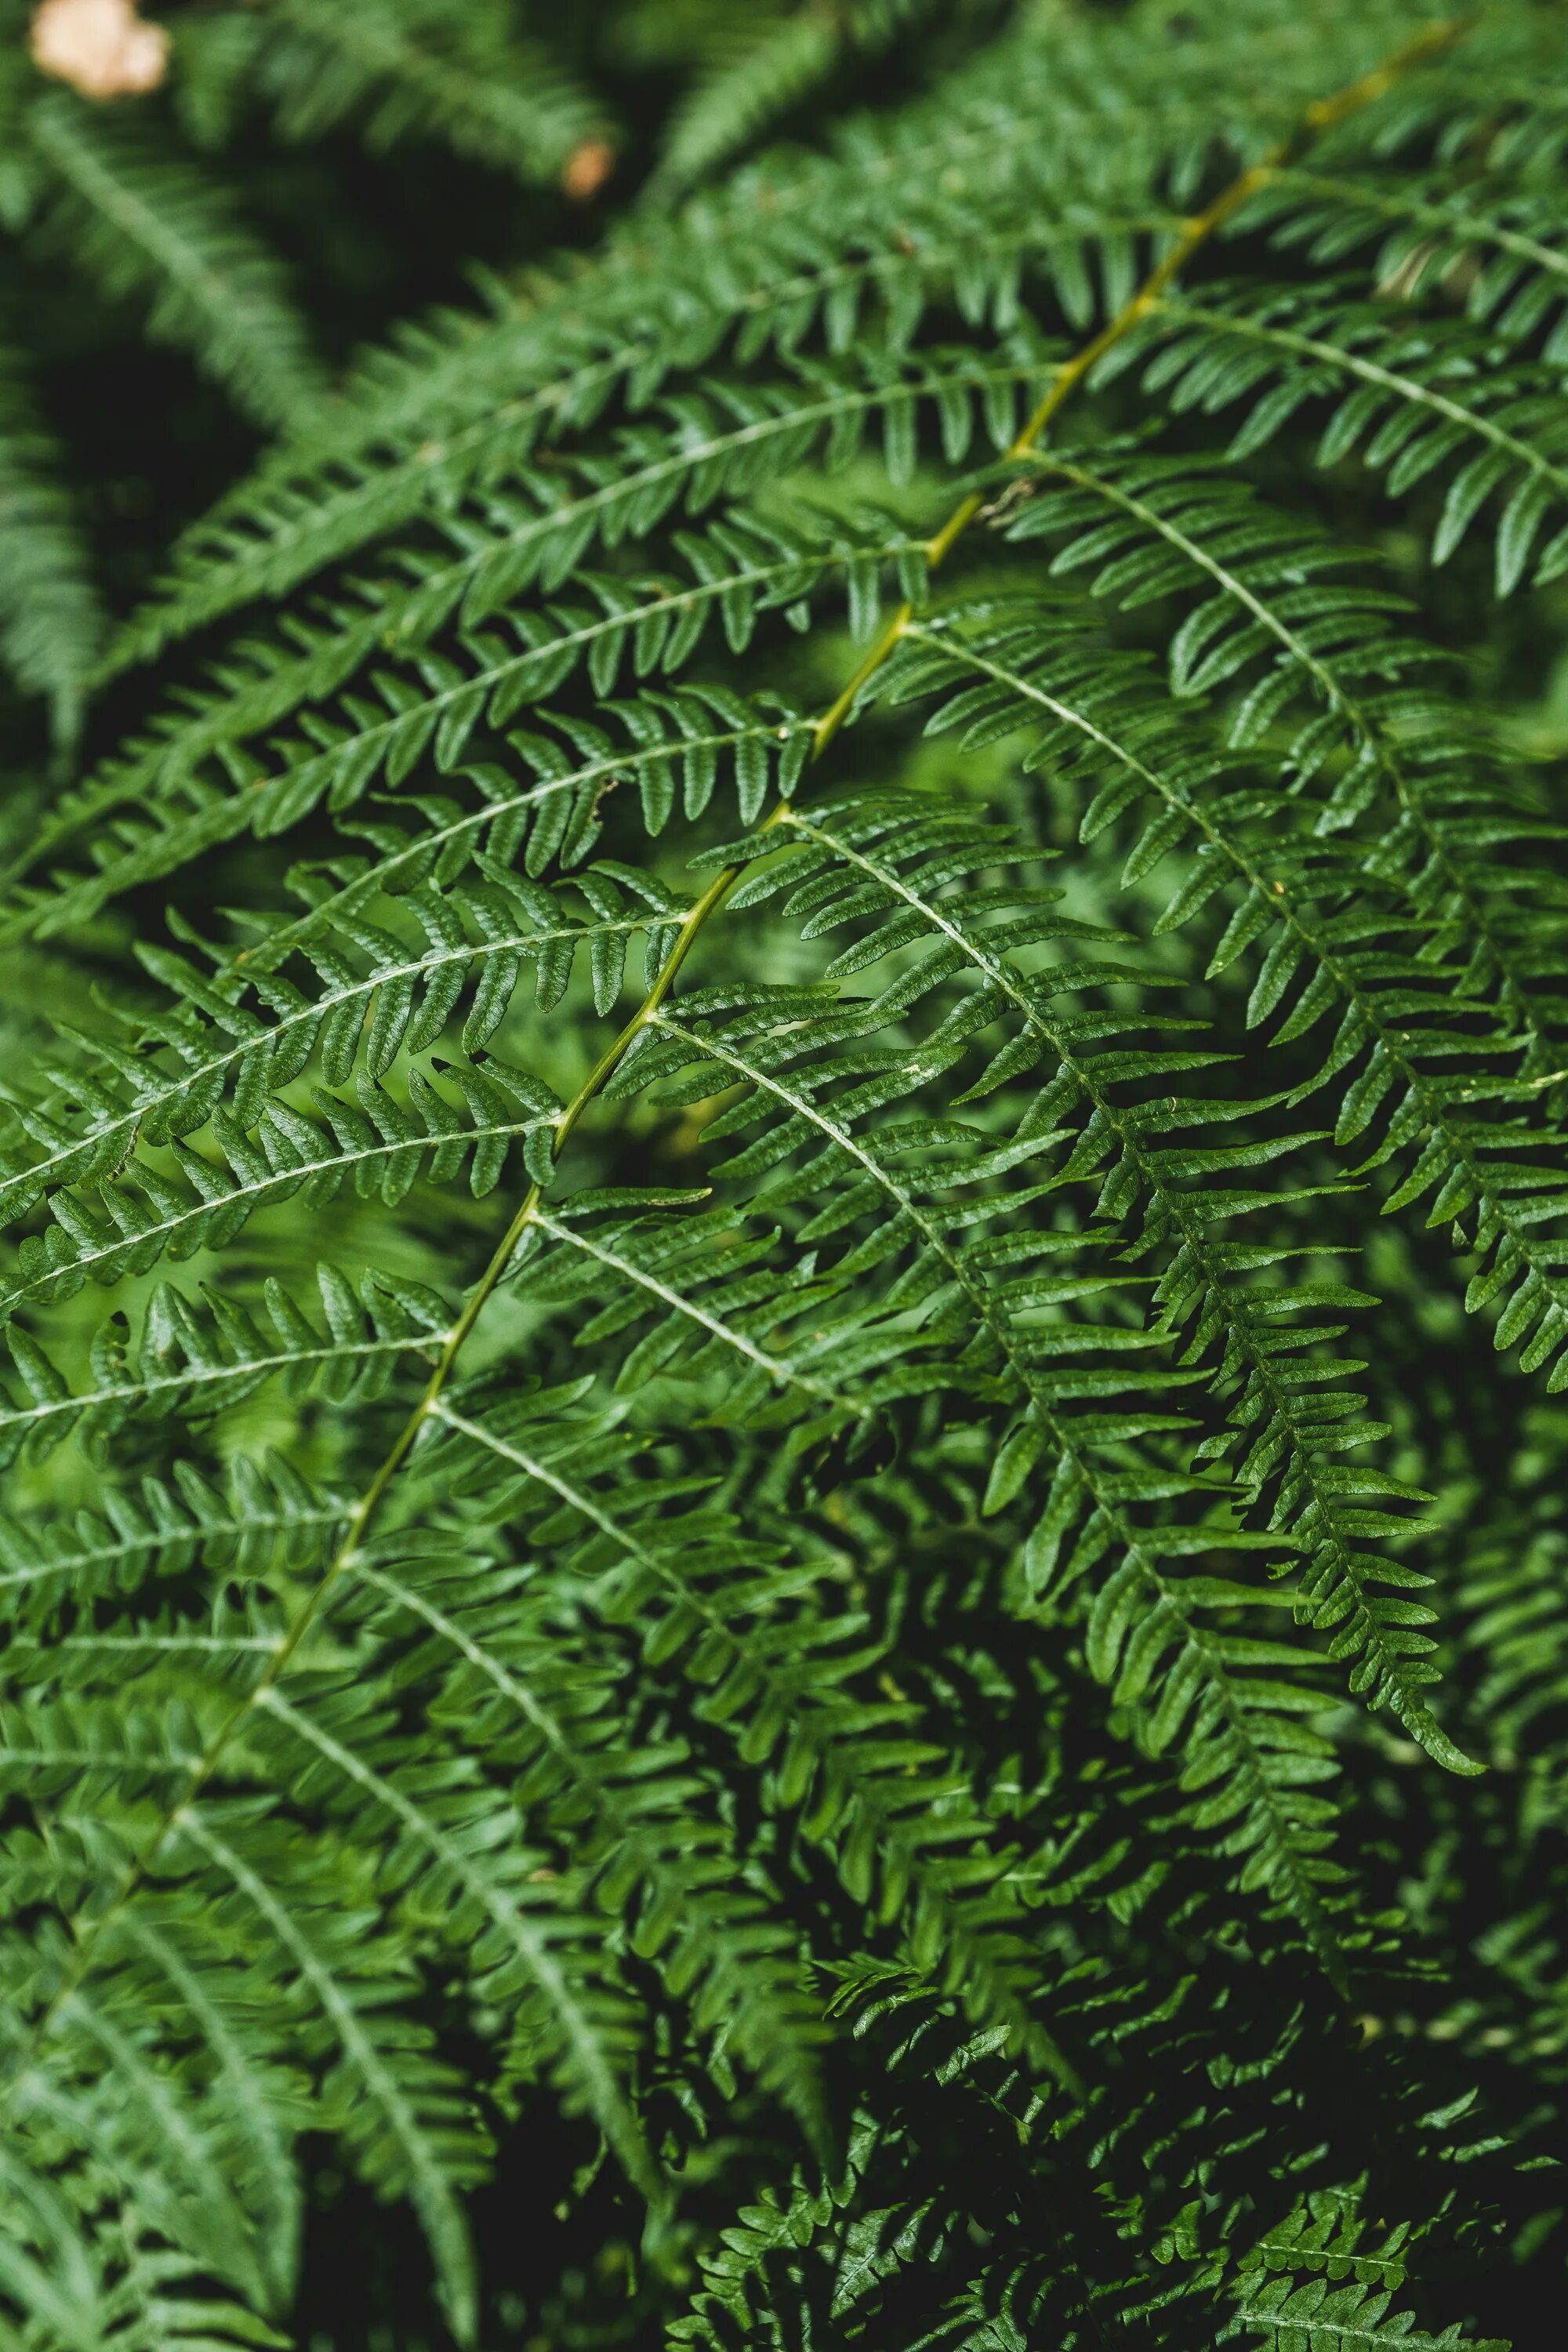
[1,3,1565,2348]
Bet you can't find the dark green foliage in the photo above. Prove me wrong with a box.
[2,3,1568,2348]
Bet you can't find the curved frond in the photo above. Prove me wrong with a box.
[27,96,325,434]
[0,343,100,746]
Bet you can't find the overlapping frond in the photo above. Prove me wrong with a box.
[180,0,610,189]
[111,0,1509,666]
[0,1453,341,1630]
[963,465,1568,1384]
[0,1262,448,1468]
[1,1054,556,1319]
[0,340,100,743]
[0,508,894,931]
[648,0,940,201]
[26,95,325,434]
[1102,279,1568,598]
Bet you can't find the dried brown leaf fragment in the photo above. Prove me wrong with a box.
[561,137,615,201]
[31,0,169,100]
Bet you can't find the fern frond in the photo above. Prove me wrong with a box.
[4,510,902,925]
[1105,281,1568,597]
[0,342,100,746]
[26,96,325,434]
[245,0,608,187]
[111,0,1493,666]
[420,1385,1070,2077]
[0,1263,448,1469]
[1,1058,557,1320]
[0,854,701,1237]
[170,1808,486,2341]
[347,1542,829,2128]
[959,476,1568,1381]
[95,328,1053,707]
[1229,2268,1507,2350]
[1255,165,1568,357]
[244,1680,661,2201]
[0,1455,341,1628]
[741,790,1469,1769]
[650,0,940,201]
